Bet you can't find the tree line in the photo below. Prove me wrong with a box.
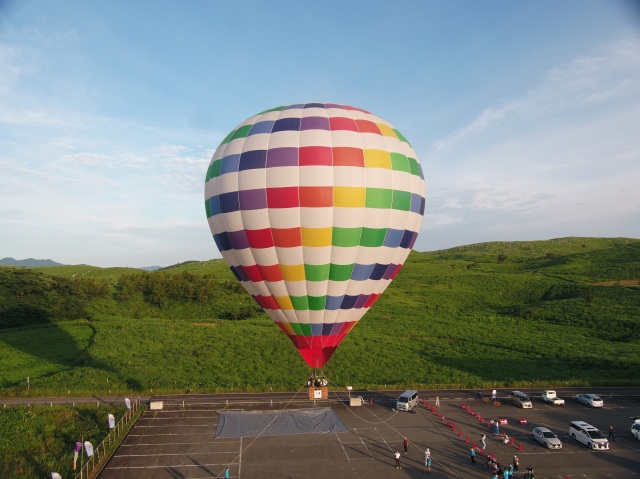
[0,267,253,328]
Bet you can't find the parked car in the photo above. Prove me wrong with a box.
[631,417,640,440]
[569,421,609,449]
[511,391,533,408]
[541,390,565,405]
[575,394,604,407]
[532,426,563,449]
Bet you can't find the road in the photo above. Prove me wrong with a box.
[2,385,639,408]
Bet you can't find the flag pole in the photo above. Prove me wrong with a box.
[80,434,84,479]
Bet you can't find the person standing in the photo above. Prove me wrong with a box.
[608,425,615,440]
[513,454,519,473]
[470,446,476,464]
[394,449,401,469]
[425,448,431,472]
[403,436,409,454]
[481,433,487,450]
[492,389,497,401]
[224,466,230,479]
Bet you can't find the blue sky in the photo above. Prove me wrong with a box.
[1,0,639,267]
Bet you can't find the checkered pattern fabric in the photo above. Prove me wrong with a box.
[205,103,426,368]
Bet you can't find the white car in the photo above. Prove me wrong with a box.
[541,390,565,405]
[575,394,604,408]
[532,426,563,449]
[632,417,640,440]
[569,421,609,449]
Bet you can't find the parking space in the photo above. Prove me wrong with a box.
[98,391,640,478]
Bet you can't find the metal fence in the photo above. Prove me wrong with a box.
[74,397,142,479]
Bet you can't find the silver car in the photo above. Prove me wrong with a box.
[575,394,604,407]
[532,426,563,449]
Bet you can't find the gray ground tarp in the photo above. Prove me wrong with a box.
[215,407,348,438]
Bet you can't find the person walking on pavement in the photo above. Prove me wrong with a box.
[608,425,615,440]
[481,433,487,450]
[470,446,476,464]
[425,448,431,473]
[513,454,519,473]
[492,389,497,401]
[394,449,402,469]
[403,436,409,454]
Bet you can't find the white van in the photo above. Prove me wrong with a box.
[397,390,419,411]
[569,421,609,450]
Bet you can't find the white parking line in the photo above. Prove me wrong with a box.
[105,462,225,470]
[336,432,353,461]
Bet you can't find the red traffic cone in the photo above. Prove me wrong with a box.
[465,436,469,443]
[519,442,523,452]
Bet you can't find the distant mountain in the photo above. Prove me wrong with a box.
[139,266,163,271]
[0,257,64,267]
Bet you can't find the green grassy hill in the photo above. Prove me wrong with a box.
[1,237,638,396]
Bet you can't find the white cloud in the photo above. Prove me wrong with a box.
[417,34,640,252]
[433,34,640,152]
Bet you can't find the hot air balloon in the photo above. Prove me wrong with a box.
[204,103,425,370]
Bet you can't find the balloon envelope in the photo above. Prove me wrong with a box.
[205,103,425,368]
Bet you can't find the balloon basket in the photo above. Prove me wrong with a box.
[308,387,328,400]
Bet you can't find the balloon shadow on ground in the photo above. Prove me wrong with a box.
[0,311,142,391]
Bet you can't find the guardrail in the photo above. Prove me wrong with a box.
[74,397,142,479]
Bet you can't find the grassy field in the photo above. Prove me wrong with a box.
[0,237,639,477]
[1,237,638,396]
[0,403,129,479]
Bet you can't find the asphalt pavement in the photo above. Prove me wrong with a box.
[79,387,640,479]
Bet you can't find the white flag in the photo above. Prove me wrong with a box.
[108,413,115,428]
[84,441,94,457]
[51,473,62,479]
[124,397,131,409]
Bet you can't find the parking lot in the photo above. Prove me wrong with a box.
[98,389,640,478]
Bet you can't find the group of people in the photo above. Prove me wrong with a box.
[305,375,328,388]
[393,437,532,476]
[485,453,524,478]
[393,438,432,473]
[477,388,498,401]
